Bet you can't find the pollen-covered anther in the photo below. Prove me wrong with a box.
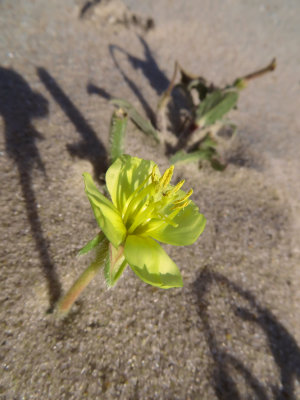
[157,165,174,191]
[151,165,159,183]
[173,189,193,205]
[171,199,191,211]
[164,179,185,197]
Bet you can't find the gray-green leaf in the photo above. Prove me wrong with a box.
[170,149,214,164]
[196,90,238,128]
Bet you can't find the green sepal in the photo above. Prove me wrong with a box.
[196,90,239,127]
[78,232,104,256]
[104,243,127,287]
[111,98,160,143]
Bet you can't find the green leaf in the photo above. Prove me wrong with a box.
[83,172,127,248]
[111,98,160,143]
[124,235,183,288]
[196,90,239,127]
[78,232,104,256]
[170,149,215,164]
[109,108,128,164]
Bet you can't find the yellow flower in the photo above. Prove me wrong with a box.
[83,155,206,288]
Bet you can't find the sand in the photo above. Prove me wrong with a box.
[0,0,300,398]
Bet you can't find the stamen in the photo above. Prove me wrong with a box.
[127,193,169,234]
[122,173,152,219]
[136,216,177,236]
[157,165,174,191]
[122,164,194,236]
[157,213,178,227]
[164,179,185,197]
[173,189,193,205]
[127,201,155,234]
[151,165,159,183]
[171,199,191,210]
[123,183,155,224]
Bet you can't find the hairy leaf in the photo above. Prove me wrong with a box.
[196,90,238,127]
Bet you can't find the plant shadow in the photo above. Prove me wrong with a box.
[87,83,112,101]
[109,36,169,125]
[37,67,108,181]
[0,66,61,311]
[193,267,300,400]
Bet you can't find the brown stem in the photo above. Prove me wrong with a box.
[241,58,276,82]
[157,61,179,111]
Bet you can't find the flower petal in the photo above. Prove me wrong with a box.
[149,200,206,246]
[83,173,126,248]
[105,155,158,213]
[124,235,183,288]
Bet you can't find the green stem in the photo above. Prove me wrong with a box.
[57,238,109,315]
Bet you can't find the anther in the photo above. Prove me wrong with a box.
[173,189,193,205]
[158,165,174,191]
[164,179,185,197]
[151,165,159,183]
[171,199,191,210]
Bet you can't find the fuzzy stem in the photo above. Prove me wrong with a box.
[57,237,109,315]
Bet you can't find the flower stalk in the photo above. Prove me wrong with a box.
[57,235,108,314]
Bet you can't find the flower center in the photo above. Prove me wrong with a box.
[121,165,193,236]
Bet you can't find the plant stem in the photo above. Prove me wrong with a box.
[57,238,108,315]
[242,58,276,81]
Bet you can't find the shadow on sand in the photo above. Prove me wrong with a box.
[37,67,108,180]
[0,66,61,311]
[109,36,169,124]
[193,267,300,400]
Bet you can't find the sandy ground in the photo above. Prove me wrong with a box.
[0,0,300,399]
